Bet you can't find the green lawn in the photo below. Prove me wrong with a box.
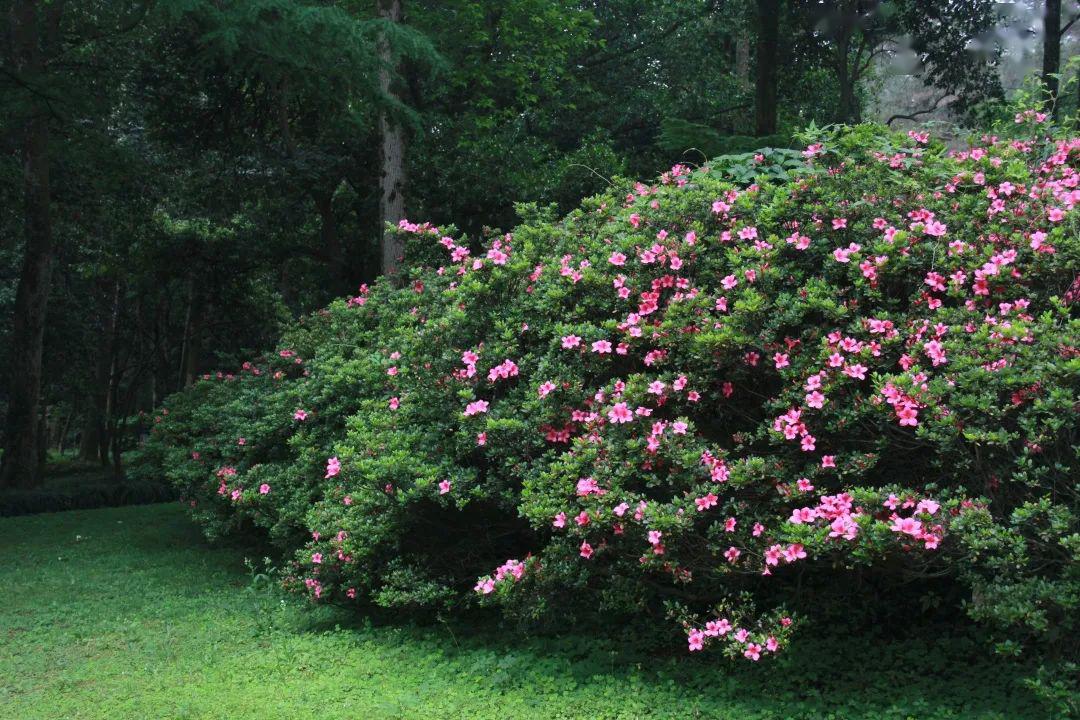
[0,503,1048,720]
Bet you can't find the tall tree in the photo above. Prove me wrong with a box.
[0,0,153,486]
[1040,0,1079,116]
[1,0,54,488]
[794,0,1004,125]
[755,0,781,135]
[1043,0,1062,110]
[378,0,407,278]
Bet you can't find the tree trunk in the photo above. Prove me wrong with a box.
[179,274,204,387]
[56,407,73,455]
[736,36,751,87]
[37,411,48,466]
[0,0,54,490]
[79,410,103,462]
[754,0,780,136]
[314,188,349,292]
[838,65,859,123]
[834,32,862,124]
[1042,0,1061,113]
[378,0,407,279]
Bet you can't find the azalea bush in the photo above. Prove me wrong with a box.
[139,120,1079,681]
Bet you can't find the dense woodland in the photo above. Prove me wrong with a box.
[0,0,1077,488]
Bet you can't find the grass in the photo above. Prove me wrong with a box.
[0,503,1052,720]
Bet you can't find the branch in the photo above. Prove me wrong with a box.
[1062,13,1079,35]
[857,40,897,78]
[50,1,152,63]
[578,8,708,70]
[0,65,65,121]
[885,92,952,125]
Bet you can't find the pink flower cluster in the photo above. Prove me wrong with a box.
[474,558,528,594]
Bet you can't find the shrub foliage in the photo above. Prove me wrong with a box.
[140,122,1079,671]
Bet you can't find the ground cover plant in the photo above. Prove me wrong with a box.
[0,502,1058,720]
[0,456,174,517]
[137,119,1080,712]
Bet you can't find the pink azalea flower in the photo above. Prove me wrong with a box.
[438,479,452,495]
[688,629,705,652]
[890,516,923,536]
[829,515,859,540]
[325,457,341,478]
[259,484,271,495]
[538,381,557,398]
[592,340,613,354]
[576,477,604,496]
[311,553,323,564]
[843,364,868,380]
[916,499,940,515]
[293,409,308,421]
[607,402,633,424]
[744,643,762,661]
[695,493,718,511]
[784,543,807,562]
[724,546,741,563]
[561,335,582,349]
[463,400,489,416]
[579,541,594,559]
[553,512,567,528]
[924,220,947,237]
[764,544,783,566]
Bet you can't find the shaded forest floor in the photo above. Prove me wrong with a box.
[0,503,1049,719]
[0,456,174,517]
